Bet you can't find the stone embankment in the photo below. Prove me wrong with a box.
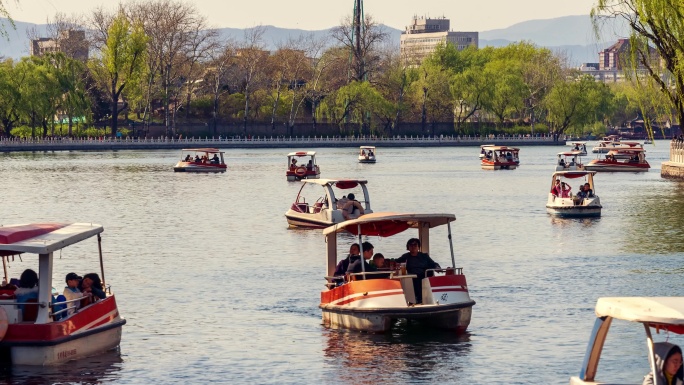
[0,135,562,152]
[662,140,684,178]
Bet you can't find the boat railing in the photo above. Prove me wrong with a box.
[670,140,684,164]
[426,267,464,276]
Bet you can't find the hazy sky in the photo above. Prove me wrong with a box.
[5,0,598,31]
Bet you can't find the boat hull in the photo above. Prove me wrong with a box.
[286,171,320,181]
[584,163,650,172]
[285,207,369,229]
[481,161,518,170]
[358,156,376,163]
[320,274,474,333]
[173,161,226,173]
[0,295,125,365]
[546,195,602,217]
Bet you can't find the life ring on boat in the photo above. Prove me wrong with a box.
[295,166,307,177]
[0,307,8,340]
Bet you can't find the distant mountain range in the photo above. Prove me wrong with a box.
[0,15,631,66]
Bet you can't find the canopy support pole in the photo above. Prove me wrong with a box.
[358,224,365,274]
[2,256,7,285]
[98,233,106,288]
[447,222,456,268]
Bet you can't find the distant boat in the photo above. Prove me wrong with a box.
[585,148,650,172]
[481,145,520,170]
[358,146,376,163]
[173,148,227,173]
[286,151,321,181]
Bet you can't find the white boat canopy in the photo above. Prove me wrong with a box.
[552,170,596,179]
[0,223,103,254]
[359,146,375,150]
[596,297,684,327]
[323,212,455,237]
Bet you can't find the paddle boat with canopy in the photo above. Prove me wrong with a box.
[481,145,520,170]
[173,148,227,173]
[320,212,475,333]
[584,148,650,172]
[556,151,585,171]
[571,297,684,385]
[286,151,321,181]
[285,179,372,228]
[569,142,588,156]
[546,171,601,217]
[358,146,376,163]
[0,223,125,365]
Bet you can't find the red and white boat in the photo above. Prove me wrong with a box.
[286,151,321,181]
[555,151,585,171]
[0,223,125,365]
[320,212,475,333]
[481,145,520,170]
[285,179,373,229]
[173,148,227,173]
[584,148,650,172]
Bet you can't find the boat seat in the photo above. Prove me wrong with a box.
[22,298,38,322]
[313,202,324,213]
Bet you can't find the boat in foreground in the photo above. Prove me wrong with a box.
[481,145,520,170]
[546,171,601,217]
[286,151,321,181]
[571,297,684,384]
[173,148,227,172]
[358,146,376,163]
[285,179,373,228]
[584,148,650,172]
[320,212,475,333]
[0,223,125,365]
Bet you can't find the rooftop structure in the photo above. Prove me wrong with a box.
[400,16,478,65]
[30,30,88,61]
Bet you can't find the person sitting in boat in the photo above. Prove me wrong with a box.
[184,154,192,162]
[63,272,83,316]
[361,149,366,156]
[368,149,374,157]
[392,238,441,304]
[341,193,365,220]
[307,160,313,170]
[210,154,220,164]
[630,154,639,163]
[194,155,201,163]
[15,269,39,311]
[372,253,386,269]
[486,150,493,159]
[290,158,298,170]
[583,183,594,197]
[79,273,106,302]
[642,342,683,385]
[558,158,566,168]
[346,242,377,280]
[506,152,513,161]
[333,243,360,285]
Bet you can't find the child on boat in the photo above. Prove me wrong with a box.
[63,272,82,315]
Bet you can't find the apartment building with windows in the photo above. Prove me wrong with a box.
[400,16,478,65]
[30,30,88,61]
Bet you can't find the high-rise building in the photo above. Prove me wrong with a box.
[400,16,478,64]
[30,30,88,61]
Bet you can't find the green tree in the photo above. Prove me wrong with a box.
[0,59,22,137]
[15,57,61,138]
[593,0,684,137]
[482,59,526,127]
[545,75,614,138]
[91,13,147,137]
[48,53,90,136]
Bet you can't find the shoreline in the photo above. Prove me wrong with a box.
[0,135,564,152]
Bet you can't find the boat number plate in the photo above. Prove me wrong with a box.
[440,293,448,301]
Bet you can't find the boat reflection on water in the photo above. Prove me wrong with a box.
[323,327,471,383]
[549,216,601,228]
[0,350,123,385]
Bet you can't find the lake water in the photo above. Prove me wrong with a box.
[1,141,683,384]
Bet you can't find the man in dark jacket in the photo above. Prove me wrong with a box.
[333,243,359,285]
[394,238,440,303]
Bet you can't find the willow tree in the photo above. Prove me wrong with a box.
[593,0,684,137]
[94,13,147,138]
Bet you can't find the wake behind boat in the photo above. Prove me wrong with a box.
[320,212,475,333]
[0,223,125,365]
